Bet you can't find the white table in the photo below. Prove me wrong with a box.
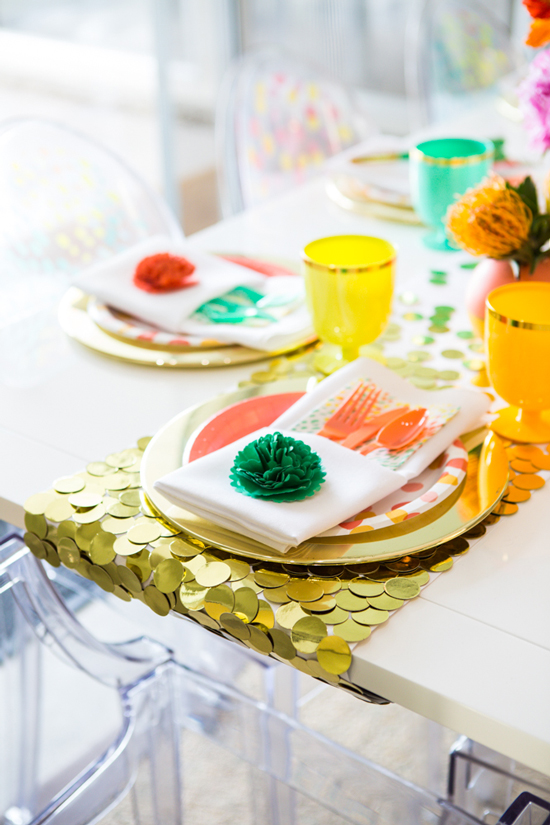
[1,105,549,777]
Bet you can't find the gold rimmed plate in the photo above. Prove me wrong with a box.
[59,288,317,368]
[140,380,509,565]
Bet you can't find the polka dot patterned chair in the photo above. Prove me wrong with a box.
[216,50,371,216]
[0,118,182,329]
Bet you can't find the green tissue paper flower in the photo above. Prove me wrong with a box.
[230,432,325,502]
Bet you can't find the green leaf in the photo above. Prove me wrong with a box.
[515,176,539,216]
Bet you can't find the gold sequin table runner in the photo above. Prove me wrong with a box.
[21,272,550,695]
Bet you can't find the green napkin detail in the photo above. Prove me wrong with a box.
[230,432,325,502]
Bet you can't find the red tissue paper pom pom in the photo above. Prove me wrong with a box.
[133,253,198,293]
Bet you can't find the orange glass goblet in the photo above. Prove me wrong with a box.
[486,282,550,442]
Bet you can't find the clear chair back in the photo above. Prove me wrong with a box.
[216,50,370,215]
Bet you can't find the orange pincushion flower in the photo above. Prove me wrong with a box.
[524,0,550,19]
[526,17,550,46]
[446,175,532,258]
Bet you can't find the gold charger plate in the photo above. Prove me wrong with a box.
[141,379,509,565]
[325,177,423,225]
[58,288,317,369]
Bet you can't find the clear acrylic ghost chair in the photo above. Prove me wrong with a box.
[405,0,521,129]
[0,118,184,384]
[216,49,372,216]
[0,533,486,825]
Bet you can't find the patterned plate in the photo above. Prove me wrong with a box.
[86,254,300,351]
[141,379,508,564]
[183,393,469,536]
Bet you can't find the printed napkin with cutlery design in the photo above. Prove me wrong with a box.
[154,358,490,553]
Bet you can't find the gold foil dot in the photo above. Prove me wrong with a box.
[513,474,545,491]
[119,489,141,507]
[57,537,81,567]
[276,601,309,629]
[106,451,137,469]
[127,522,162,545]
[256,600,275,629]
[101,516,135,534]
[385,578,420,600]
[54,476,85,494]
[143,585,170,616]
[117,565,142,593]
[179,581,208,611]
[73,504,106,524]
[428,556,454,572]
[305,659,340,683]
[264,584,291,604]
[254,569,289,588]
[58,520,77,540]
[204,584,235,620]
[320,605,350,625]
[438,370,460,381]
[113,586,132,602]
[154,558,185,593]
[503,486,531,503]
[286,580,324,602]
[305,594,337,613]
[441,349,464,359]
[89,565,115,593]
[291,616,327,654]
[24,532,47,559]
[220,612,251,641]
[233,587,259,623]
[495,501,519,516]
[353,607,389,626]
[183,554,207,576]
[24,512,48,540]
[68,489,103,509]
[226,559,250,581]
[103,474,131,491]
[44,497,76,523]
[348,579,384,597]
[334,620,372,643]
[246,625,273,655]
[195,561,231,588]
[367,593,404,610]
[169,537,200,558]
[527,452,550,471]
[316,635,352,675]
[137,436,152,451]
[510,444,541,460]
[89,531,116,565]
[86,461,112,477]
[24,492,58,516]
[335,590,368,612]
[268,629,296,659]
[510,459,537,474]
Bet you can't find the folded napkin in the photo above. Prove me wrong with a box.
[154,358,490,553]
[74,235,313,352]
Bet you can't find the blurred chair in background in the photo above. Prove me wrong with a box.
[406,0,521,129]
[216,49,372,216]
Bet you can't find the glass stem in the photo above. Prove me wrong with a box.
[341,345,359,362]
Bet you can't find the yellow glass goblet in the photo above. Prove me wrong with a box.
[486,282,550,442]
[302,235,395,362]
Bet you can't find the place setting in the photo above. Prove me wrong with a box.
[58,235,317,367]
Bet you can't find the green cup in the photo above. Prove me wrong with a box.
[409,137,494,251]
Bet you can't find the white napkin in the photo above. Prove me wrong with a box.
[74,235,314,352]
[154,358,490,553]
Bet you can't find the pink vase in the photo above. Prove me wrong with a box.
[466,259,516,339]
[466,257,550,338]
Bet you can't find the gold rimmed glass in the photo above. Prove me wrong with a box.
[302,234,395,362]
[486,282,550,442]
